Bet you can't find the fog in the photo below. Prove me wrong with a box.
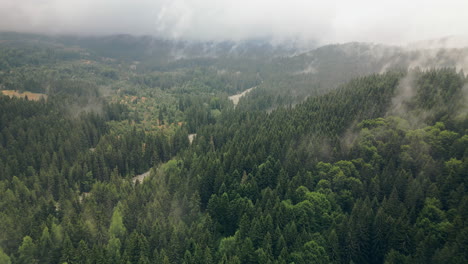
[1,0,468,45]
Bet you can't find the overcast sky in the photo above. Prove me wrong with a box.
[1,0,467,45]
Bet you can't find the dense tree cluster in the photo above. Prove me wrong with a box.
[0,33,466,263]
[1,67,466,263]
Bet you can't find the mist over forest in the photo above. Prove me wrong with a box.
[0,1,467,264]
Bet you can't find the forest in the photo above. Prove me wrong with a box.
[0,32,467,264]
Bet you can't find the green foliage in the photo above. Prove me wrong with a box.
[18,236,37,264]
[0,249,11,264]
[0,34,466,264]
[290,240,330,264]
[109,203,126,239]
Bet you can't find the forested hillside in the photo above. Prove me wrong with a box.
[0,33,467,264]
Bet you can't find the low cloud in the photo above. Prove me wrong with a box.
[388,71,418,117]
[1,0,468,45]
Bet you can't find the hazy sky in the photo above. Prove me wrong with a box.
[1,0,467,45]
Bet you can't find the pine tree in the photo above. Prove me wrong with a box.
[18,236,37,264]
[38,226,52,263]
[109,203,126,239]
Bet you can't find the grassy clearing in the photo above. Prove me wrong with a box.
[1,90,47,101]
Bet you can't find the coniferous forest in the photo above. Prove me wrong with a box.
[0,33,467,264]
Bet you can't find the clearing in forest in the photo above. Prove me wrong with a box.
[228,87,256,106]
[1,90,47,101]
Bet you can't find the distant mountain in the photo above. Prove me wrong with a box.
[1,31,467,109]
[407,35,468,50]
[238,41,468,110]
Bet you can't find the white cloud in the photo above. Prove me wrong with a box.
[1,0,467,45]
